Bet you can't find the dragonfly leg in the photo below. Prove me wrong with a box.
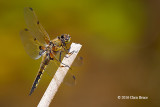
[65,50,78,58]
[51,51,72,70]
[59,51,62,62]
[60,63,72,70]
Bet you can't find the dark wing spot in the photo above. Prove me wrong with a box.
[29,7,33,11]
[73,75,76,80]
[39,46,42,50]
[24,28,28,31]
[37,21,39,24]
[34,38,37,41]
[79,56,83,60]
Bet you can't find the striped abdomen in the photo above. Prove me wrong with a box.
[29,56,50,95]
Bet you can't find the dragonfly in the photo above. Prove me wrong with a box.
[20,7,77,95]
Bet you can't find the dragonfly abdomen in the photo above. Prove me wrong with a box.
[29,57,50,95]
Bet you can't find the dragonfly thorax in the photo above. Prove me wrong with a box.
[39,41,54,57]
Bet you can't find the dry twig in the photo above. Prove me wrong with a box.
[37,43,82,107]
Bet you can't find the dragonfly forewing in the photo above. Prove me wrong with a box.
[24,7,50,45]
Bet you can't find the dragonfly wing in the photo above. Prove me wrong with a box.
[45,59,58,77]
[24,7,50,45]
[72,56,83,66]
[20,28,41,59]
[63,72,76,86]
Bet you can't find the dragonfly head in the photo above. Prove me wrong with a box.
[60,34,71,44]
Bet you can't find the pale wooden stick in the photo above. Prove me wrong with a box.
[37,43,82,107]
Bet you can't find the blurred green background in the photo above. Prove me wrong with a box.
[0,0,160,107]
